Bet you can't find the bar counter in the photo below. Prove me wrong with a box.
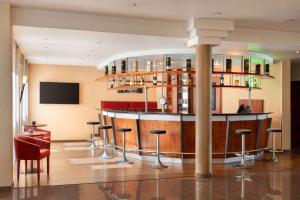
[101,110,271,163]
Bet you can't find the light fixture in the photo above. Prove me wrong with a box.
[296,50,300,54]
[214,12,222,16]
[287,19,296,23]
[90,49,95,52]
[44,46,48,49]
[129,2,137,7]
[97,41,101,45]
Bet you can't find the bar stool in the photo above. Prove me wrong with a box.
[87,121,100,150]
[100,125,115,159]
[150,130,167,169]
[117,128,133,164]
[234,129,252,168]
[266,127,282,162]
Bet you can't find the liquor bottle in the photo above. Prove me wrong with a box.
[146,60,153,72]
[152,74,157,85]
[243,59,249,73]
[220,74,224,86]
[110,78,114,88]
[140,77,144,86]
[112,65,116,74]
[264,63,270,75]
[166,57,171,70]
[186,59,192,70]
[235,77,240,86]
[122,78,126,85]
[226,59,232,72]
[187,74,192,85]
[121,60,126,73]
[171,74,176,85]
[129,77,135,86]
[254,78,257,87]
[133,59,138,72]
[104,66,109,76]
[255,64,261,74]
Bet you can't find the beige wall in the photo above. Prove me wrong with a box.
[28,64,156,141]
[0,4,13,187]
[221,61,291,150]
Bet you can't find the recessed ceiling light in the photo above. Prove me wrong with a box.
[287,19,296,23]
[129,2,137,7]
[44,46,48,49]
[90,49,95,52]
[296,50,300,54]
[214,12,222,16]
[97,41,101,45]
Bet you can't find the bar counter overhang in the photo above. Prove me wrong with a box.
[102,110,271,163]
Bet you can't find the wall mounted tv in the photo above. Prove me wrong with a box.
[40,82,79,104]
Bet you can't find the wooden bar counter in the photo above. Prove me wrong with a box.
[101,110,271,163]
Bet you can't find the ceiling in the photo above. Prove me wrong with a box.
[14,26,299,68]
[13,26,187,67]
[3,0,300,32]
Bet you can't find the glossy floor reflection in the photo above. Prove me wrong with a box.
[2,168,300,199]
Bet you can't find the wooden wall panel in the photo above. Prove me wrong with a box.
[139,120,181,158]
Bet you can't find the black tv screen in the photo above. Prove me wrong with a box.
[40,82,79,104]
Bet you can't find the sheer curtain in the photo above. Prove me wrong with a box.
[12,43,29,137]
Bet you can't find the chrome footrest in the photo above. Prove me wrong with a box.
[150,152,166,157]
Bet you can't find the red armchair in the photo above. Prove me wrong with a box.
[14,136,50,184]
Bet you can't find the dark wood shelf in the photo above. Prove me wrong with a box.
[212,84,262,89]
[212,71,275,79]
[107,84,195,90]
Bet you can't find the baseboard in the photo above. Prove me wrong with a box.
[51,140,87,143]
[0,186,12,191]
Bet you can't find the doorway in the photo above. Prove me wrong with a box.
[291,81,300,152]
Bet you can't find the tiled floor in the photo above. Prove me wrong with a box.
[2,168,300,199]
[2,142,300,199]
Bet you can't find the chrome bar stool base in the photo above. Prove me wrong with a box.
[99,125,115,159]
[150,130,168,169]
[264,128,282,163]
[233,129,252,168]
[87,121,100,150]
[117,128,133,164]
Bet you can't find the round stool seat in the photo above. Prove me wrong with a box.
[151,130,166,135]
[266,128,282,133]
[87,121,100,125]
[118,128,132,132]
[99,125,112,130]
[234,129,251,135]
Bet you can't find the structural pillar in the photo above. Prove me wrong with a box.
[0,4,13,187]
[195,44,212,178]
[186,18,234,179]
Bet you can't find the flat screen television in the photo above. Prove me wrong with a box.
[40,82,79,104]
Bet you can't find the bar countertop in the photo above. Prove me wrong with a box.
[101,109,272,122]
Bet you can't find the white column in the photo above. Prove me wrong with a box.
[0,4,13,187]
[195,44,212,178]
[186,18,234,178]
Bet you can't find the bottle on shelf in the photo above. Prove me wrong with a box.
[226,58,232,72]
[132,59,138,72]
[146,60,153,72]
[186,59,192,70]
[166,57,171,71]
[234,77,240,86]
[140,77,144,86]
[171,74,177,85]
[112,65,116,74]
[264,63,270,75]
[220,74,224,86]
[187,74,192,85]
[109,78,114,88]
[121,60,126,73]
[243,59,250,73]
[152,74,158,85]
[255,64,261,74]
[104,66,109,76]
[121,77,127,85]
[129,77,135,86]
